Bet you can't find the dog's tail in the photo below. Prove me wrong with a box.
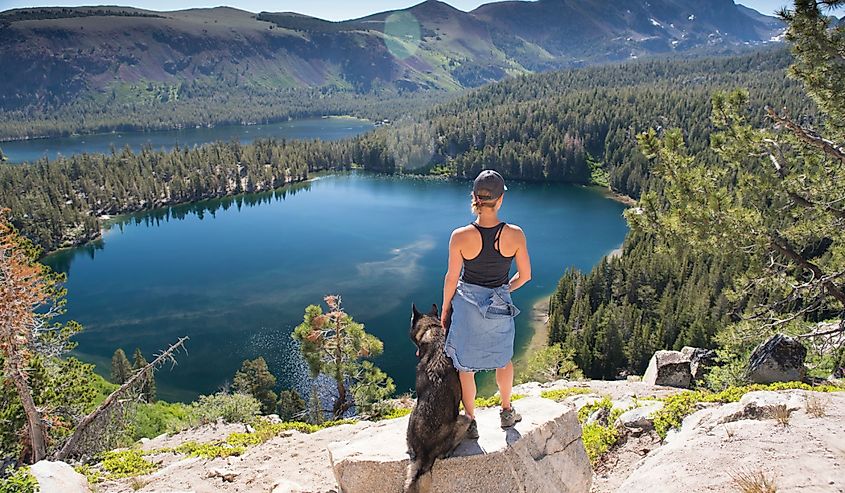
[404,454,435,493]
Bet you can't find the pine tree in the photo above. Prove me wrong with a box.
[0,209,84,463]
[292,295,394,419]
[110,348,132,384]
[233,356,278,415]
[632,0,845,353]
[277,389,306,421]
[132,348,156,403]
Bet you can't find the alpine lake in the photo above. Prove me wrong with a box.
[38,121,630,402]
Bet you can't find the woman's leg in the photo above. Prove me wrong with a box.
[459,371,477,419]
[495,361,514,410]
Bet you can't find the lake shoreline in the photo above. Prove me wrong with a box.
[41,172,325,259]
[525,293,552,357]
[518,240,625,363]
[599,187,638,207]
[0,114,371,144]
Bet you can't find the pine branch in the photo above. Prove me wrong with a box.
[767,107,845,165]
[53,336,188,460]
[770,234,845,306]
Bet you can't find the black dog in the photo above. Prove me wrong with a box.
[404,304,471,493]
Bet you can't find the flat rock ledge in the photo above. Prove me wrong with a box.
[327,396,591,493]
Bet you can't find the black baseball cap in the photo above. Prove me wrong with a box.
[473,170,507,200]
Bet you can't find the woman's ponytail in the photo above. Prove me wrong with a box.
[470,192,493,214]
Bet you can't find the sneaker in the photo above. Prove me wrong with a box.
[465,419,479,439]
[500,406,522,428]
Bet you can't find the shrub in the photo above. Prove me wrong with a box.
[374,407,412,420]
[730,468,777,493]
[577,397,614,424]
[472,394,525,409]
[74,464,103,485]
[130,401,191,440]
[772,404,791,427]
[516,344,584,384]
[540,387,592,401]
[225,417,357,448]
[581,422,620,465]
[0,467,38,493]
[653,391,704,438]
[174,441,245,459]
[189,392,261,425]
[100,450,157,478]
[653,382,843,438]
[805,395,827,418]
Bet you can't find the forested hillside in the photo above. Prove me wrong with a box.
[354,48,812,198]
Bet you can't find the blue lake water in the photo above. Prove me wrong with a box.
[0,117,373,164]
[44,174,629,402]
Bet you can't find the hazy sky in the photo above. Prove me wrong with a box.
[0,0,836,20]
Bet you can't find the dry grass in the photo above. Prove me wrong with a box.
[130,477,149,491]
[730,469,778,493]
[724,424,736,441]
[771,404,791,427]
[805,395,827,418]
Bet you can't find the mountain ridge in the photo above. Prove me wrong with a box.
[0,0,784,137]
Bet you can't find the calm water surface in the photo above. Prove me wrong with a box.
[1,117,373,164]
[44,174,628,402]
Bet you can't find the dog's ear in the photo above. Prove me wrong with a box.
[412,304,422,322]
[428,304,439,317]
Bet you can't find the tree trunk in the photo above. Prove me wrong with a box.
[9,357,47,463]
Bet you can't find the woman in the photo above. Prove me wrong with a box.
[442,169,531,438]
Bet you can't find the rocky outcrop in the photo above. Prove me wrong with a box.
[680,346,717,381]
[746,334,807,384]
[327,396,592,493]
[30,460,91,493]
[618,390,845,492]
[617,401,664,430]
[642,350,693,388]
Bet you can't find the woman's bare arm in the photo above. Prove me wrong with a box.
[442,230,464,328]
[508,227,531,292]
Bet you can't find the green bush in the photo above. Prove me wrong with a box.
[130,401,191,440]
[100,450,157,478]
[225,417,357,448]
[517,344,584,384]
[471,394,525,409]
[174,441,245,459]
[540,387,592,401]
[74,464,103,485]
[374,407,412,420]
[653,382,844,438]
[581,422,619,465]
[577,397,613,423]
[0,467,38,493]
[189,392,261,425]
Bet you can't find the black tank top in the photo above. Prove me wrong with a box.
[461,222,514,288]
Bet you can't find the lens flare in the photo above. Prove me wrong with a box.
[383,12,421,60]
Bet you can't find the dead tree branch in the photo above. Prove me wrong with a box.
[53,336,189,460]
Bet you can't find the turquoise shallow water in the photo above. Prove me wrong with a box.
[44,173,628,402]
[1,117,373,164]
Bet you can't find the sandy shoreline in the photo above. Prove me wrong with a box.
[515,294,552,367]
[520,242,624,362]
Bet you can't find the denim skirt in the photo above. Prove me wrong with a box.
[444,281,521,372]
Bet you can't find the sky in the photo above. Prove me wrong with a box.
[0,0,827,19]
